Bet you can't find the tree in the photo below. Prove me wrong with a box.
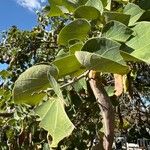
[0,0,150,149]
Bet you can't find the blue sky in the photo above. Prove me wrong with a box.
[0,0,47,31]
[0,0,47,70]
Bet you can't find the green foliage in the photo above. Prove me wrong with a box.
[103,11,130,25]
[85,0,103,12]
[102,20,133,42]
[53,55,82,78]
[125,22,150,64]
[35,98,74,148]
[1,0,150,149]
[58,19,91,45]
[74,0,103,20]
[48,0,76,16]
[75,38,129,74]
[74,6,101,20]
[48,73,64,101]
[69,42,83,54]
[13,65,58,105]
[123,3,144,26]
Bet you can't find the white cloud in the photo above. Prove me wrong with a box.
[16,0,46,12]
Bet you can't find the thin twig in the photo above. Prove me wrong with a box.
[46,70,89,93]
[32,70,89,96]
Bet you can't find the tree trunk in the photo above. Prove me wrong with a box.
[89,71,115,150]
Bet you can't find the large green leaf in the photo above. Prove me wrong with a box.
[46,0,68,17]
[69,42,83,54]
[102,21,133,42]
[75,52,128,74]
[13,65,58,105]
[52,55,82,78]
[35,98,74,147]
[125,22,150,64]
[47,0,94,16]
[80,37,120,55]
[56,49,68,59]
[48,73,64,104]
[74,6,100,20]
[86,0,103,12]
[123,3,144,26]
[120,49,140,62]
[62,0,77,12]
[58,19,91,45]
[74,0,103,20]
[75,38,129,74]
[103,11,130,25]
[47,4,69,17]
[48,0,77,13]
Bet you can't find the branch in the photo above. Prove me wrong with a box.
[46,70,89,93]
[89,71,115,150]
[0,112,13,117]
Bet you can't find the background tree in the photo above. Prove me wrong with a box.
[0,0,150,149]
